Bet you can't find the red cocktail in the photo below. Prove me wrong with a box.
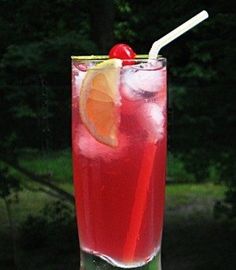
[72,57,167,269]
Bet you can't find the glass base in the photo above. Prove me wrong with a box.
[80,250,161,270]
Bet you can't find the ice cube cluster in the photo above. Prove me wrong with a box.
[120,62,166,143]
[120,62,165,101]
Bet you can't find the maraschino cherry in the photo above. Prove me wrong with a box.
[109,43,136,65]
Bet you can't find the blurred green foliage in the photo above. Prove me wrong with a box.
[0,0,235,216]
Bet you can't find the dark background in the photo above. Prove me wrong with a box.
[0,0,235,269]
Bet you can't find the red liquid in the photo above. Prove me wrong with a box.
[72,61,167,267]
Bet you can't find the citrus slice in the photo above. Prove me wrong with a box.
[79,59,122,147]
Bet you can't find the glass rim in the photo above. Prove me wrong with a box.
[71,54,165,60]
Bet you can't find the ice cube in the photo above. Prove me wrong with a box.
[139,103,165,142]
[120,63,165,101]
[74,125,128,160]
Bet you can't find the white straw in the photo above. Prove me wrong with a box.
[148,10,209,59]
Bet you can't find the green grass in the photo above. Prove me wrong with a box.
[166,182,226,206]
[165,183,226,226]
[0,182,73,230]
[19,148,72,183]
[0,149,73,229]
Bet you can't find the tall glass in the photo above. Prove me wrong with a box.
[71,57,167,269]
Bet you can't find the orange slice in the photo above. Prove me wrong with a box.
[79,59,122,147]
